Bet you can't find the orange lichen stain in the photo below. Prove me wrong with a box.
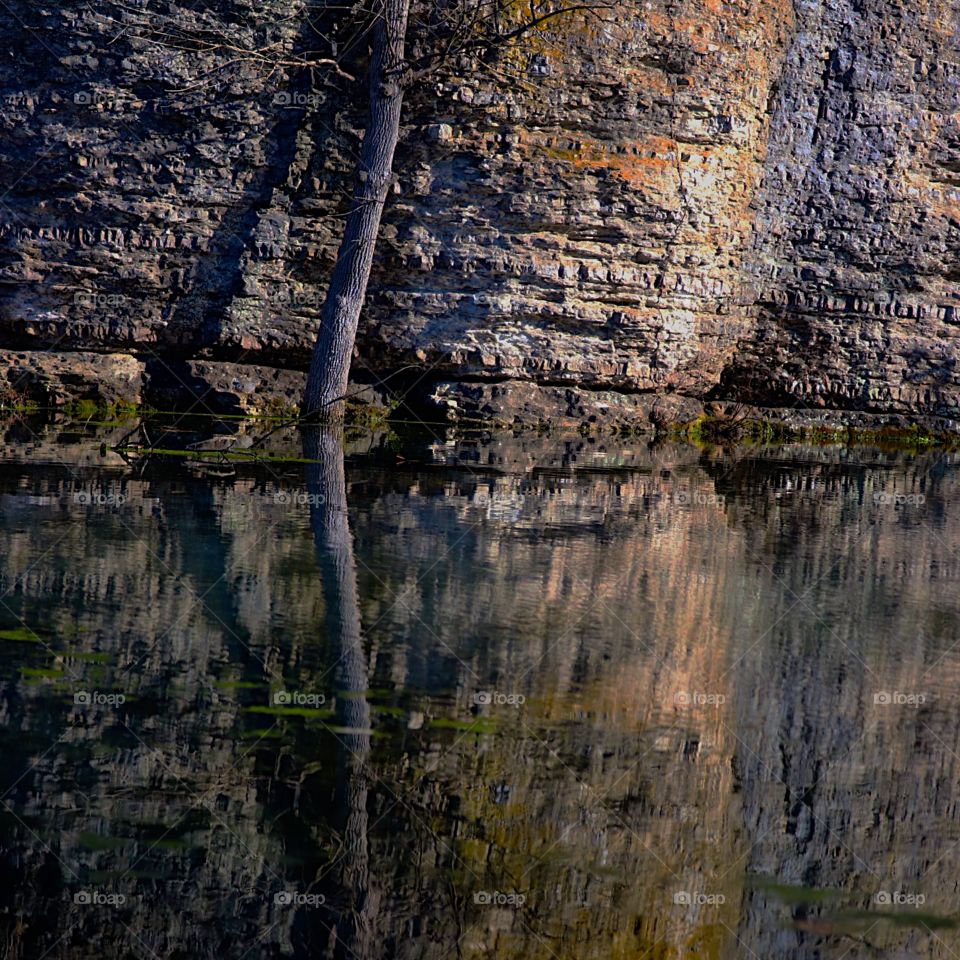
[673,15,715,40]
[758,0,798,45]
[901,167,952,218]
[927,1,959,40]
[641,10,673,34]
[621,65,675,98]
[530,134,681,190]
[930,191,960,221]
[498,0,618,62]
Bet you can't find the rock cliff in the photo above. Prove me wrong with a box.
[0,0,959,426]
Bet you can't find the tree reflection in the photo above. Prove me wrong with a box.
[303,426,375,959]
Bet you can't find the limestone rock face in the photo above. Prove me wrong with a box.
[738,0,960,422]
[0,350,144,407]
[0,0,958,423]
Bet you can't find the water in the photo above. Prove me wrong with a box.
[0,417,957,958]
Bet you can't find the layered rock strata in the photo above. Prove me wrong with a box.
[0,0,958,426]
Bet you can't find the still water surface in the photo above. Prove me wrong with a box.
[0,419,958,958]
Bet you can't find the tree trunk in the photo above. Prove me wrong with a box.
[302,0,410,421]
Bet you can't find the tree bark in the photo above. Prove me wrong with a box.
[303,0,410,421]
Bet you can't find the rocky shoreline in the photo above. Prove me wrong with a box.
[2,347,959,449]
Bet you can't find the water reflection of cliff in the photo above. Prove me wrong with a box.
[0,424,958,957]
